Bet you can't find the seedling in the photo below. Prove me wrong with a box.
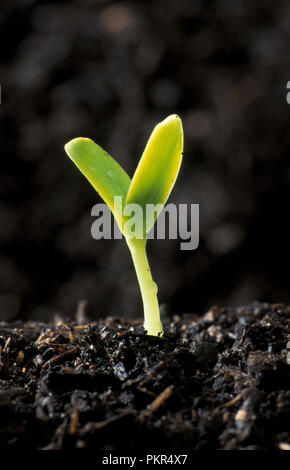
[64,115,183,336]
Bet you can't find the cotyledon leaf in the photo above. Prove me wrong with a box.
[64,138,131,229]
[125,114,183,233]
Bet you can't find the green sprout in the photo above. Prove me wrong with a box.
[64,115,183,337]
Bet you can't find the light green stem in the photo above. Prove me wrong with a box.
[126,238,163,337]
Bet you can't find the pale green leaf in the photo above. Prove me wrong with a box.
[125,115,183,233]
[64,138,131,228]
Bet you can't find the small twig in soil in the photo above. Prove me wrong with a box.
[140,384,174,418]
[42,348,79,370]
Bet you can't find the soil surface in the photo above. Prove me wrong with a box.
[0,301,289,450]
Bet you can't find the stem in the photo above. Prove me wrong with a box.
[126,238,163,337]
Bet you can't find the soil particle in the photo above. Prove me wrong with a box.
[0,301,289,449]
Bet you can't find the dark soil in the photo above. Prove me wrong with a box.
[0,301,289,450]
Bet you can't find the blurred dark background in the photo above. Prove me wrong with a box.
[1,0,290,322]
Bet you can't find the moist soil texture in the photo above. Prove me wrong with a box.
[0,301,289,450]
